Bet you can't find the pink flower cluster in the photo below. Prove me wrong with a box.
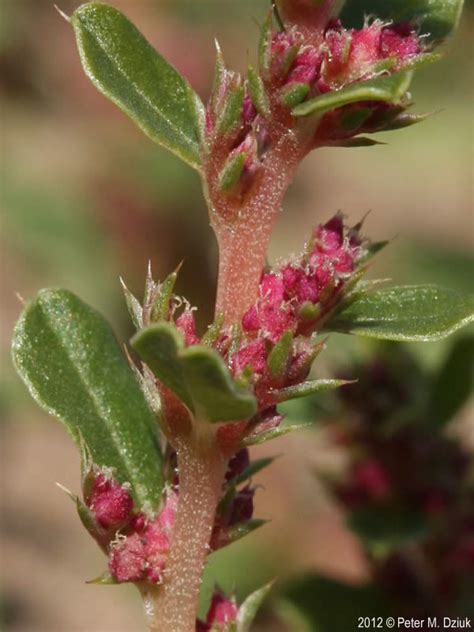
[84,470,178,584]
[265,19,423,145]
[337,458,392,508]
[174,213,365,438]
[271,19,421,93]
[241,213,362,342]
[232,214,363,392]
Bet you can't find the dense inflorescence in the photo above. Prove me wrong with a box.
[318,348,474,618]
[82,448,258,586]
[204,9,428,205]
[153,212,368,449]
[81,466,179,584]
[121,211,370,455]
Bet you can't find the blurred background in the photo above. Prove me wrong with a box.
[1,1,472,630]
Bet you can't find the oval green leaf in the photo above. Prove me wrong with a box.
[325,285,474,341]
[12,289,163,511]
[72,3,202,168]
[131,322,194,411]
[341,0,464,42]
[132,323,257,423]
[293,71,412,118]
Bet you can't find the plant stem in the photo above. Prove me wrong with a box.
[143,432,226,632]
[211,133,302,326]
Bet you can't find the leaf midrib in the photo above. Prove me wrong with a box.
[22,296,152,506]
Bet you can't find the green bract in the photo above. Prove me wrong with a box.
[72,3,202,169]
[131,323,257,423]
[325,285,474,341]
[12,289,163,511]
[236,582,274,632]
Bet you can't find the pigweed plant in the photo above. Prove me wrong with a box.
[11,1,473,631]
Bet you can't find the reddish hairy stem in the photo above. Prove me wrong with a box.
[210,134,302,326]
[143,432,226,632]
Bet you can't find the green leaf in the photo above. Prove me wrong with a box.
[232,457,276,486]
[131,323,193,409]
[244,420,312,446]
[237,581,274,632]
[180,346,257,422]
[348,507,428,555]
[225,519,268,549]
[72,3,201,168]
[292,71,413,118]
[12,289,163,511]
[326,285,474,341]
[341,0,464,42]
[278,575,391,632]
[132,323,257,423]
[427,334,474,427]
[273,379,351,403]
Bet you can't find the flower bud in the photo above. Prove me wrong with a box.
[86,471,134,530]
[176,308,200,346]
[108,532,146,583]
[225,448,250,482]
[205,591,239,630]
[107,491,177,584]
